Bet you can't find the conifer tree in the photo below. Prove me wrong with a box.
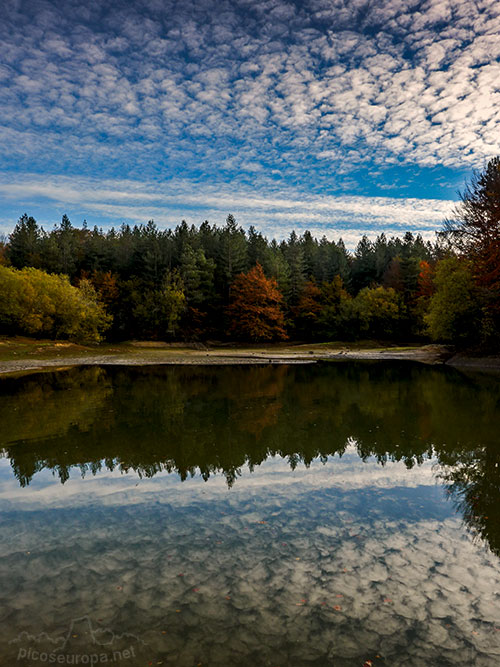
[218,214,248,299]
[7,214,42,268]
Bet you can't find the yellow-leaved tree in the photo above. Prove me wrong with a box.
[0,266,111,343]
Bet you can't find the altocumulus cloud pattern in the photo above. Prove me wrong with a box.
[0,0,499,243]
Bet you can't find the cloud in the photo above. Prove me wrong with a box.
[0,0,498,219]
[0,444,439,509]
[0,173,454,247]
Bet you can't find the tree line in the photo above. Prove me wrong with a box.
[0,157,499,348]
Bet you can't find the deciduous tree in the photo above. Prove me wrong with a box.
[0,266,111,343]
[443,157,500,321]
[227,263,287,341]
[353,286,401,339]
[425,257,480,343]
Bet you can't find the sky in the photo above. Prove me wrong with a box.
[0,0,499,246]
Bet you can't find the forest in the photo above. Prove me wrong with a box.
[0,158,499,349]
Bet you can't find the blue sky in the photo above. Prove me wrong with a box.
[0,0,499,247]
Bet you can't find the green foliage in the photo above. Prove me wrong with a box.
[351,235,376,293]
[129,270,186,339]
[293,280,322,340]
[268,245,291,303]
[442,157,500,349]
[425,257,480,343]
[283,231,306,306]
[7,214,42,268]
[352,286,402,338]
[160,270,187,336]
[317,276,353,340]
[247,226,273,274]
[4,177,500,346]
[0,266,111,343]
[180,245,216,307]
[218,214,248,298]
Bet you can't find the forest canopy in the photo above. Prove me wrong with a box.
[1,159,499,349]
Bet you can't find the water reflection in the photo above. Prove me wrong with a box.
[0,363,499,556]
[1,363,500,666]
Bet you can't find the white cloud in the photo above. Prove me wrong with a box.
[0,0,497,233]
[0,0,498,179]
[0,173,453,246]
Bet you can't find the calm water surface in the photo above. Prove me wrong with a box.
[0,362,499,666]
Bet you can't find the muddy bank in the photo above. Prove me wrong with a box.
[0,344,454,377]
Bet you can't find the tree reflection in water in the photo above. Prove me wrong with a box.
[1,362,499,553]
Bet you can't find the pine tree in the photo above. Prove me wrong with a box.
[248,226,272,273]
[180,245,215,306]
[7,214,42,268]
[301,230,318,279]
[284,231,305,306]
[351,235,376,293]
[218,214,248,300]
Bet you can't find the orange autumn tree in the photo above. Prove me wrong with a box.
[417,260,434,298]
[227,263,287,341]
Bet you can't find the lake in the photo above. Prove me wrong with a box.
[0,362,499,666]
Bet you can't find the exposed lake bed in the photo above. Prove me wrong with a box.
[3,337,499,378]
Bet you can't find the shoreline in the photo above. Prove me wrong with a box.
[1,341,499,377]
[0,338,499,377]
